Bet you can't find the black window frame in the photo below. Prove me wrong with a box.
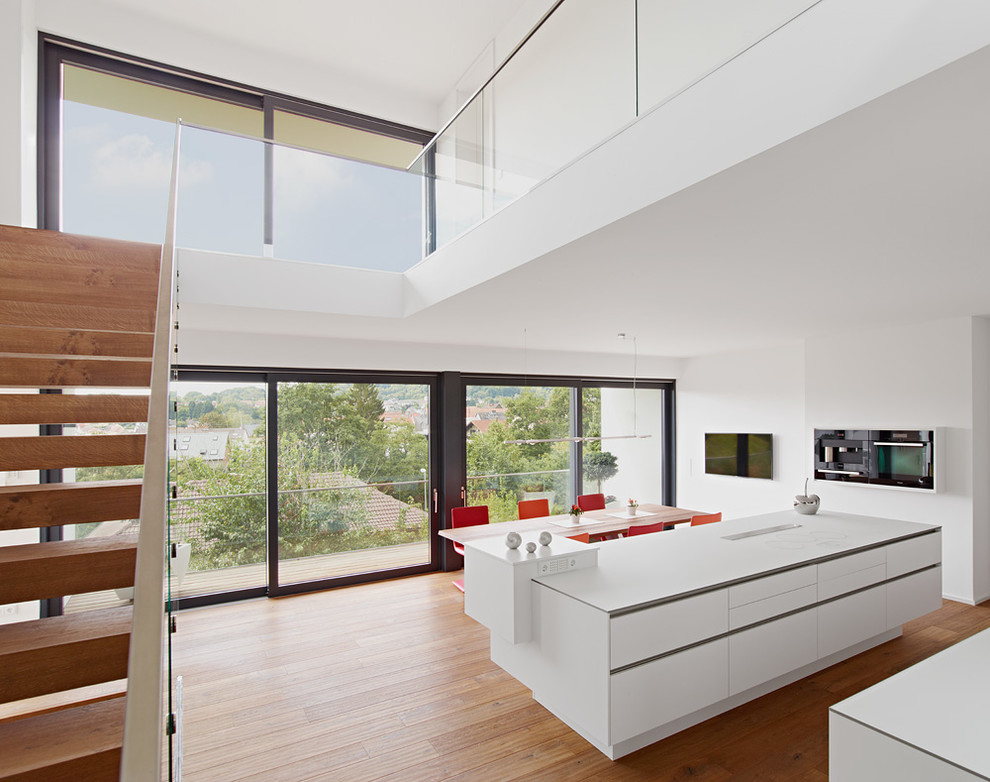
[38,35,436,236]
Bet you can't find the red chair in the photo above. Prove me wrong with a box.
[691,512,722,526]
[566,533,590,543]
[450,505,489,592]
[518,498,550,520]
[626,521,665,536]
[576,493,606,511]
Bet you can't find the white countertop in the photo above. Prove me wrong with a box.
[533,510,938,613]
[830,627,990,778]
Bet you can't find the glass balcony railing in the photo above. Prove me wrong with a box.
[410,0,820,254]
[168,0,818,272]
[175,123,426,272]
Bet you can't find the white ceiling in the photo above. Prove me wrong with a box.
[125,1,988,362]
[97,0,534,114]
[187,41,990,361]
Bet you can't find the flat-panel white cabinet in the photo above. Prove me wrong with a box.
[818,584,886,658]
[887,566,942,629]
[729,608,818,696]
[610,589,727,668]
[887,532,941,579]
[818,547,886,600]
[485,512,941,760]
[610,638,729,744]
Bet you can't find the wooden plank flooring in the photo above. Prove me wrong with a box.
[172,574,990,781]
[63,542,430,613]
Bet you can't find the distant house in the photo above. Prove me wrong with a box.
[170,427,250,465]
[465,419,495,436]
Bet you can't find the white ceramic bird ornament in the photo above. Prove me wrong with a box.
[794,478,820,515]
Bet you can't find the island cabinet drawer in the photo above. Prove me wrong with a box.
[729,608,818,696]
[610,638,728,744]
[887,532,941,579]
[610,590,727,669]
[728,566,817,630]
[819,583,886,658]
[887,565,942,629]
[818,548,887,601]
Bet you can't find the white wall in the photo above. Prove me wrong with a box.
[678,317,989,605]
[0,0,37,228]
[972,317,990,601]
[180,326,682,379]
[806,317,981,604]
[677,343,806,519]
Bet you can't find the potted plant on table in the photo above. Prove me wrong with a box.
[568,504,584,523]
[627,498,639,516]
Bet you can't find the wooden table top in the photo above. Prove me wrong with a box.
[438,503,704,544]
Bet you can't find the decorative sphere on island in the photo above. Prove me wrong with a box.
[525,542,537,553]
[505,532,522,550]
[538,531,552,546]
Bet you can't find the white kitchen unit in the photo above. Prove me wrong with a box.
[830,627,990,782]
[464,510,942,759]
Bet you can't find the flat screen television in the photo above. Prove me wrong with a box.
[705,433,773,479]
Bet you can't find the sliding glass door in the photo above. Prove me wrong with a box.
[273,378,434,590]
[464,378,673,523]
[465,383,574,521]
[582,385,665,505]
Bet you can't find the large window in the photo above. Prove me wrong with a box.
[164,370,438,606]
[464,377,673,522]
[273,379,432,590]
[466,383,574,520]
[41,37,434,262]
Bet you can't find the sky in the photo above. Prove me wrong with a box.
[62,102,425,272]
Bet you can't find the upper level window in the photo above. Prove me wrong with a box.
[44,38,434,270]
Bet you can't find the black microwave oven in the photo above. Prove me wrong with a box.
[814,429,936,491]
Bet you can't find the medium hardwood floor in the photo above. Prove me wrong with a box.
[173,571,990,781]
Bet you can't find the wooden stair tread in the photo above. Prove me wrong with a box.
[0,300,155,333]
[0,480,143,531]
[0,680,126,725]
[0,538,138,605]
[0,434,146,472]
[0,355,152,388]
[0,695,125,780]
[0,259,158,309]
[0,224,160,261]
[0,394,150,426]
[0,607,132,704]
[0,326,154,358]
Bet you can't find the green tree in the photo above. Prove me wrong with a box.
[583,450,618,492]
[199,409,232,429]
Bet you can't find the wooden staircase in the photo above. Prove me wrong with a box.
[0,225,162,781]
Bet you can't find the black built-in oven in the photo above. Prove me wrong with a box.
[814,429,935,490]
[870,430,935,489]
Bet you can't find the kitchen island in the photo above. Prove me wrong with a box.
[463,510,942,759]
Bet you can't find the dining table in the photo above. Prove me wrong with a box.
[438,502,704,545]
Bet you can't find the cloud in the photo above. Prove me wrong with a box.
[273,147,355,215]
[91,133,213,190]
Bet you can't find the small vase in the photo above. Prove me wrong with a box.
[628,505,638,516]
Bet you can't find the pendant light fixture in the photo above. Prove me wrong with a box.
[504,331,650,445]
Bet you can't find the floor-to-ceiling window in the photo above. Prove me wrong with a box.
[272,377,433,592]
[463,377,674,522]
[168,377,268,602]
[166,370,438,606]
[465,382,574,520]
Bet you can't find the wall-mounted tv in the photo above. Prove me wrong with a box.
[705,433,773,479]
